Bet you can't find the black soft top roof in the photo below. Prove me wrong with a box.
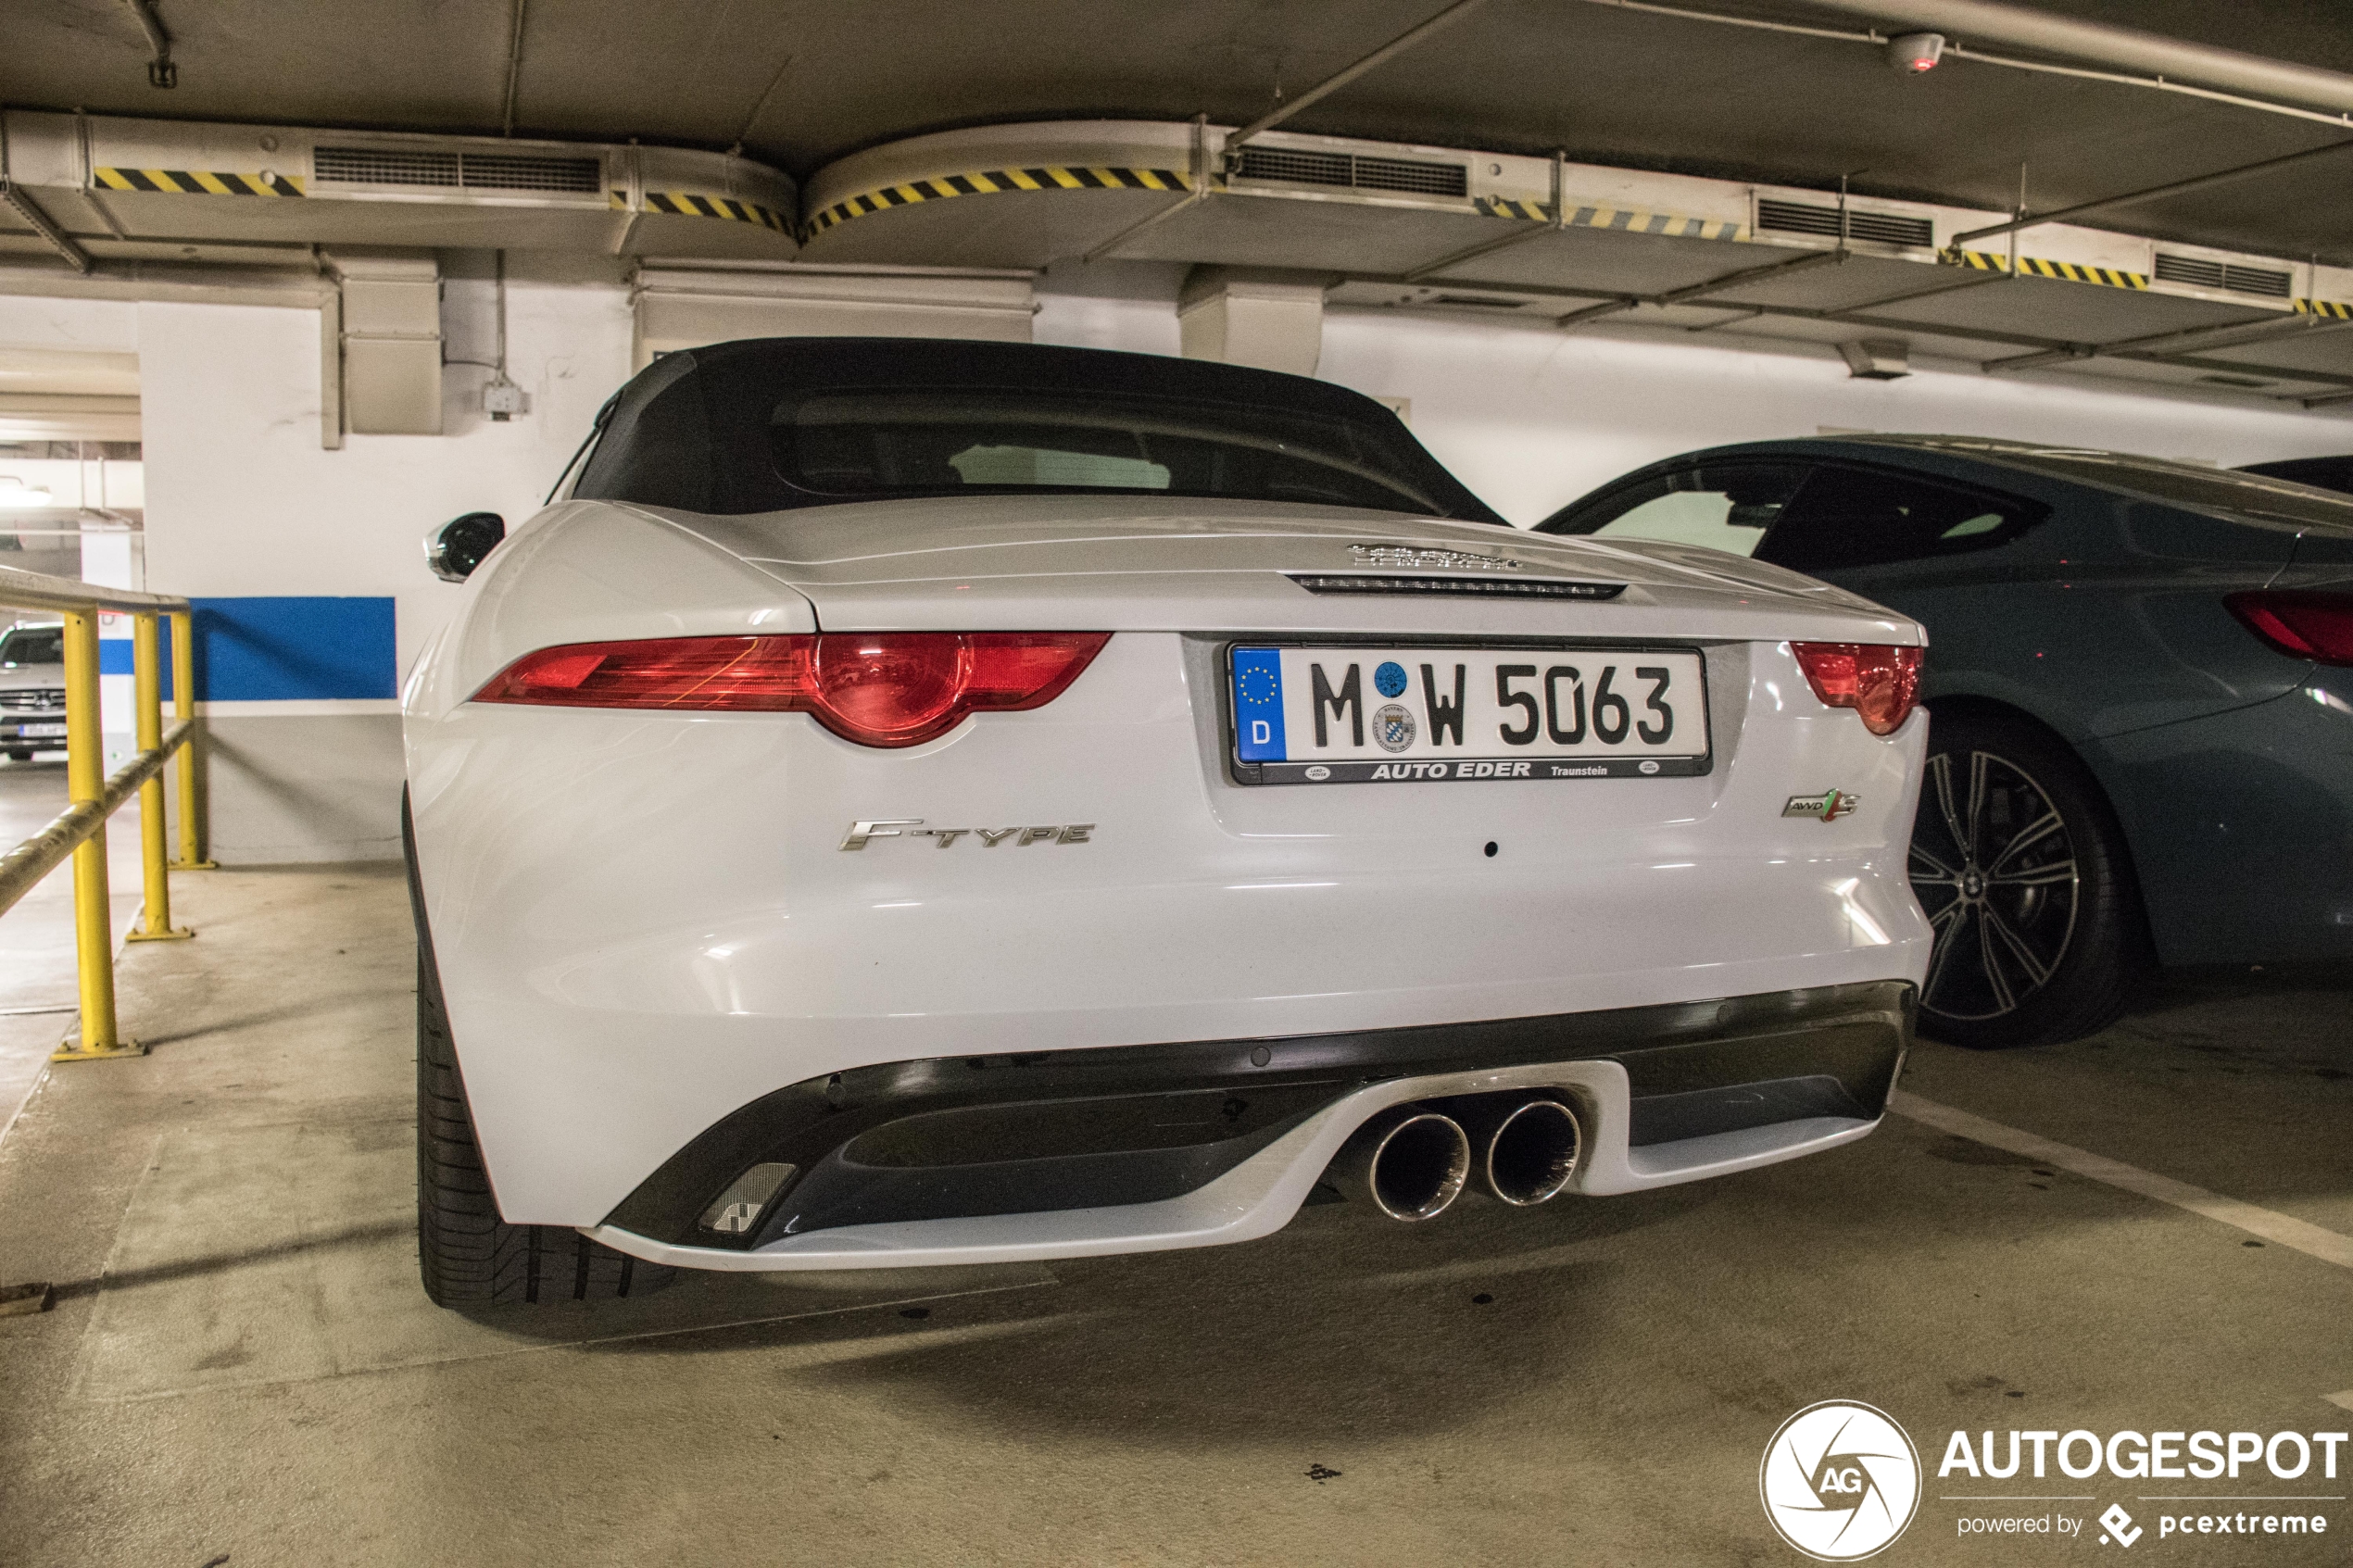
[569,336,1503,522]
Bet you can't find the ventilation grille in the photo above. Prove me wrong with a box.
[313,146,603,194]
[2154,253,2293,298]
[1287,573,1626,600]
[1235,146,1467,198]
[0,689,66,711]
[315,146,459,186]
[1755,199,1934,249]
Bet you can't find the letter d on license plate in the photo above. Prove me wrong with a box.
[1229,644,1709,784]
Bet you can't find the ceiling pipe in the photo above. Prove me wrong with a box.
[1091,0,1491,262]
[121,0,175,89]
[499,0,526,135]
[1951,139,2353,248]
[1554,245,1848,328]
[1575,0,2353,129]
[1339,257,2353,393]
[1227,0,1490,148]
[1790,0,2353,115]
[1983,311,2353,376]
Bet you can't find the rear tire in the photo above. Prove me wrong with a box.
[416,943,674,1307]
[1907,709,2144,1049]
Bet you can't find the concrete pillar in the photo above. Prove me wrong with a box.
[1177,268,1324,377]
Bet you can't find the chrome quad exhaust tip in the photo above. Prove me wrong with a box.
[1464,1098,1582,1207]
[1329,1106,1473,1221]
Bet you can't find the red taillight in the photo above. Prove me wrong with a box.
[474,632,1111,746]
[2225,590,2353,667]
[1791,642,1923,736]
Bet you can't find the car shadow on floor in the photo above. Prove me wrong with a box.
[561,1179,1722,1445]
[1917,960,2353,1070]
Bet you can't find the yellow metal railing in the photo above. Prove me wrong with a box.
[0,564,208,1062]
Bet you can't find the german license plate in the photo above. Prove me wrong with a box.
[9,722,66,738]
[1229,646,1709,784]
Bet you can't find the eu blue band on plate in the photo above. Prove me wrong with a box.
[1232,646,1287,761]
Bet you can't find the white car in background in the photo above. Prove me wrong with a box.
[403,338,1931,1306]
[0,621,68,763]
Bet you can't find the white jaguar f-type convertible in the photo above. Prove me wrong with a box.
[404,337,1931,1305]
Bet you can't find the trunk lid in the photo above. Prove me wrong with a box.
[655,495,1917,644]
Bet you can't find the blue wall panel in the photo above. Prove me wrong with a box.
[191,597,397,701]
[84,596,395,701]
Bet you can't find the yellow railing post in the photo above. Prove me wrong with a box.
[168,608,215,871]
[126,612,192,944]
[51,608,144,1061]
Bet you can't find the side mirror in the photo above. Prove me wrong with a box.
[427,512,506,583]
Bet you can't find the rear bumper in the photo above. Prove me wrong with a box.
[412,633,1931,1226]
[588,979,1910,1272]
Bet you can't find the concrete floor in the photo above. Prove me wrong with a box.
[0,866,2347,1566]
[0,756,151,1139]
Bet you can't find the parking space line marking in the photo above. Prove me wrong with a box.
[1888,1090,2353,1272]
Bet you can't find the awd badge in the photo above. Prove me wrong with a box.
[1783,789,1860,822]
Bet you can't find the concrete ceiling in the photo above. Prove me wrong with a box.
[9,0,2353,264]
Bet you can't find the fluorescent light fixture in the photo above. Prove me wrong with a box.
[0,477,53,509]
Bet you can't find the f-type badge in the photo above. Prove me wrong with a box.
[1783,790,1860,822]
[841,819,1096,849]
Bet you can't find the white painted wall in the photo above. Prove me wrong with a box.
[138,279,632,671]
[1035,292,1180,359]
[1042,277,2353,525]
[0,295,139,357]
[1315,310,2353,524]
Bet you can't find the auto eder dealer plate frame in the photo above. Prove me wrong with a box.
[1221,637,1715,786]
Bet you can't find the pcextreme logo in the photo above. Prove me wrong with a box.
[1761,1400,1923,1562]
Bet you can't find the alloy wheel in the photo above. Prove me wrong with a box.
[1908,748,2082,1022]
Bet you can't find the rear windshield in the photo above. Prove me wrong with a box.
[0,626,62,665]
[573,337,1502,522]
[769,386,1455,511]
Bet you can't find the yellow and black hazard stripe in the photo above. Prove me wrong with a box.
[2296,297,2353,320]
[610,189,791,232]
[1953,249,2148,289]
[95,167,304,196]
[1475,195,1743,242]
[805,167,1191,237]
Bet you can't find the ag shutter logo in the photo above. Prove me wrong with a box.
[1761,1401,1922,1562]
